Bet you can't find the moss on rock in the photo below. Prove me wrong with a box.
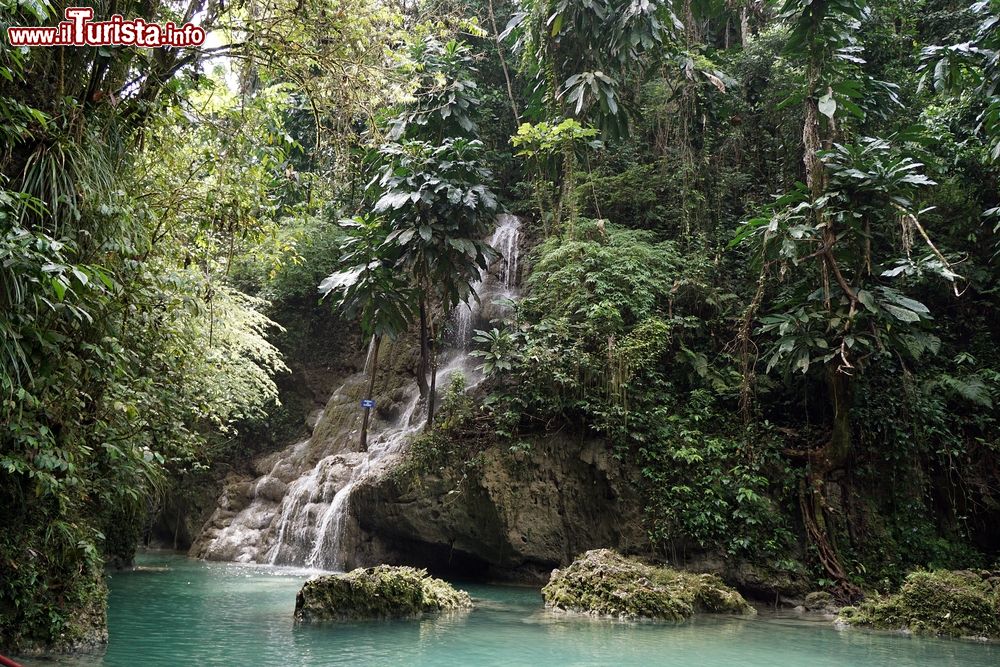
[803,591,838,614]
[838,570,1000,639]
[542,549,756,620]
[294,565,472,623]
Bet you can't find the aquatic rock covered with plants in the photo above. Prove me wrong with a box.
[542,549,755,620]
[294,565,472,623]
[837,570,1000,639]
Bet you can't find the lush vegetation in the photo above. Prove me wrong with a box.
[1,0,395,649]
[472,0,1000,601]
[1,0,999,651]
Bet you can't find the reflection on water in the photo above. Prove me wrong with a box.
[18,552,999,667]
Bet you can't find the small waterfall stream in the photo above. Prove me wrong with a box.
[450,213,522,349]
[299,385,424,568]
[196,215,522,571]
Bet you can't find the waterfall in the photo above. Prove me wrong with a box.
[198,367,427,570]
[452,305,474,351]
[493,213,521,291]
[450,213,522,349]
[303,388,423,569]
[195,215,523,571]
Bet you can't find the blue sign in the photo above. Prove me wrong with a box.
[361,399,375,409]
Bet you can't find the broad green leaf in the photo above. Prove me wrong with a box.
[857,289,876,313]
[818,93,837,119]
[882,303,921,323]
[551,13,564,36]
[51,277,66,301]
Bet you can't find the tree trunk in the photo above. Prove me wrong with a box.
[802,96,825,197]
[359,334,381,452]
[417,299,429,398]
[797,62,862,602]
[794,371,861,602]
[558,143,576,237]
[827,367,851,468]
[426,308,438,428]
[486,0,520,125]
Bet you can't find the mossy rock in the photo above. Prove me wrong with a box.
[838,570,1000,639]
[542,549,756,621]
[804,591,838,614]
[294,565,472,623]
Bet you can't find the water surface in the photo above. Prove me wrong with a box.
[21,553,999,666]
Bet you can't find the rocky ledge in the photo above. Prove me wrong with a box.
[837,569,1000,639]
[542,548,756,621]
[294,565,473,623]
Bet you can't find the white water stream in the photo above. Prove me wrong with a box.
[450,213,522,349]
[196,216,522,571]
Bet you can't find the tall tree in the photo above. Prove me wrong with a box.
[504,0,679,138]
[918,0,1000,162]
[372,36,499,426]
[374,136,498,426]
[919,0,1000,251]
[319,216,416,449]
[733,0,961,600]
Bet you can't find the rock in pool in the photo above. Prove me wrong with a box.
[542,548,756,621]
[294,564,473,623]
[837,569,1000,639]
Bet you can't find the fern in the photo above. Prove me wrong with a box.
[930,373,995,409]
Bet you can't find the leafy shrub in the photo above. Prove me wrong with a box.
[476,220,793,558]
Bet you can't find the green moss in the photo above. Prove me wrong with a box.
[542,549,756,621]
[56,574,108,652]
[804,591,837,613]
[838,570,1000,639]
[294,565,472,623]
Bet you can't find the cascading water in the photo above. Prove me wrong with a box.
[194,215,523,571]
[302,388,423,568]
[493,213,521,291]
[450,213,522,349]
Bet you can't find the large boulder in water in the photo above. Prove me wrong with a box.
[837,570,1000,639]
[293,565,472,623]
[542,549,756,621]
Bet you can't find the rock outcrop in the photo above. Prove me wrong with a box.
[189,336,423,567]
[802,591,839,615]
[541,548,756,620]
[293,565,472,623]
[350,432,651,582]
[838,569,1000,639]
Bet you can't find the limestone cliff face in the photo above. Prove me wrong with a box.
[189,336,424,567]
[349,432,652,582]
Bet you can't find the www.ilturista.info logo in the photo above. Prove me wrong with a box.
[6,7,206,48]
